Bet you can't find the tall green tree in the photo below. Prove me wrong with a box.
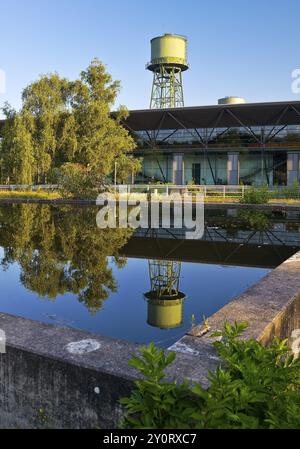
[68,59,139,184]
[1,107,35,183]
[0,59,140,190]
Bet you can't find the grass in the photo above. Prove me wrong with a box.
[269,198,300,204]
[204,196,240,203]
[0,189,299,205]
[0,190,61,200]
[205,197,300,204]
[101,192,300,204]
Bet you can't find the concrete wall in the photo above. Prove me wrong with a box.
[0,313,210,429]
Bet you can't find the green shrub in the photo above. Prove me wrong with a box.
[240,186,270,204]
[58,163,103,198]
[120,322,300,429]
[280,181,300,200]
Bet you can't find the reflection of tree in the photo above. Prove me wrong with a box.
[0,204,131,313]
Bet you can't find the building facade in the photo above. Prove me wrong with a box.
[121,100,300,186]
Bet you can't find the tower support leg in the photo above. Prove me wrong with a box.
[150,66,184,109]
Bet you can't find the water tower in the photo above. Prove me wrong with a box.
[146,34,189,109]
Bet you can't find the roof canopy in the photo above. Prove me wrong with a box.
[2,101,300,135]
[120,101,300,131]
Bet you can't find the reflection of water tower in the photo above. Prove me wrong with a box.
[146,34,189,109]
[144,260,186,329]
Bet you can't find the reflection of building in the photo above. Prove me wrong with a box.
[144,260,186,329]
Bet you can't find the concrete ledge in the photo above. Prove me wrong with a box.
[177,250,300,361]
[0,313,212,428]
[0,251,299,428]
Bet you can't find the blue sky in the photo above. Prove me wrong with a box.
[1,0,300,113]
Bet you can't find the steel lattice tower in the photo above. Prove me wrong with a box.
[146,34,189,109]
[144,259,186,330]
[147,259,183,299]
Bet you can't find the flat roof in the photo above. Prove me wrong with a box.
[2,101,300,134]
[121,100,300,131]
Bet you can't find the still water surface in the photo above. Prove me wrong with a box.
[0,204,299,347]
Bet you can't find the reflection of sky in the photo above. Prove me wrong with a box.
[0,250,270,348]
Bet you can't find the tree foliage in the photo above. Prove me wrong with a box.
[0,203,132,313]
[0,59,140,192]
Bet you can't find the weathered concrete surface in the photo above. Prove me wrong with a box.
[0,313,214,428]
[176,250,300,361]
[0,251,299,428]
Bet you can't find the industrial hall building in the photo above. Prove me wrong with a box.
[121,100,300,186]
[120,33,300,187]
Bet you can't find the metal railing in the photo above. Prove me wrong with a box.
[116,184,245,198]
[115,184,300,199]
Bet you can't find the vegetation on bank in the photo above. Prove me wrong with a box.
[240,183,300,204]
[120,322,300,429]
[240,186,270,204]
[0,183,299,205]
[0,189,61,200]
[269,198,300,204]
[0,189,299,204]
[206,197,300,204]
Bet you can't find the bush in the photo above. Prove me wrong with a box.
[278,181,300,200]
[240,186,270,204]
[58,163,105,199]
[120,322,300,429]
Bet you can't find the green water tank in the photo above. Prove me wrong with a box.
[147,34,189,72]
[146,297,185,329]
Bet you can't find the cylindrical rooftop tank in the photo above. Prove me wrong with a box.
[218,96,246,105]
[147,34,188,72]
